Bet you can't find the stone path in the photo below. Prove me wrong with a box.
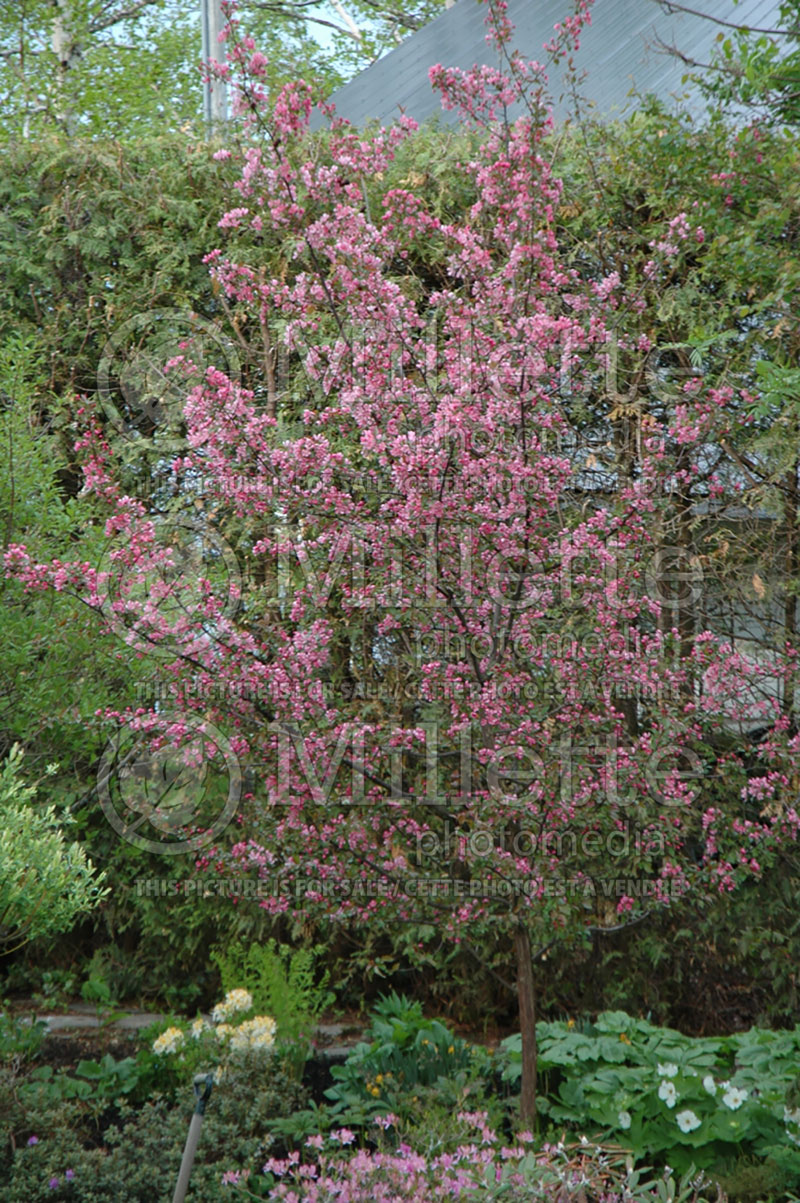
[33,1002,164,1034]
[25,1005,363,1059]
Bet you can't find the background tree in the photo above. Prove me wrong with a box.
[655,0,800,125]
[0,0,448,139]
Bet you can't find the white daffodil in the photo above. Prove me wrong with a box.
[722,1085,748,1110]
[657,1062,679,1078]
[703,1075,717,1096]
[676,1110,701,1133]
[658,1080,678,1108]
[618,1111,632,1130]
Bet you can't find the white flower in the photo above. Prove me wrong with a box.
[190,1017,207,1039]
[618,1111,632,1130]
[657,1062,679,1078]
[152,1026,185,1056]
[658,1080,678,1108]
[211,988,253,1023]
[722,1085,748,1110]
[703,1075,717,1096]
[228,1015,277,1053]
[784,1106,800,1126]
[676,1109,701,1133]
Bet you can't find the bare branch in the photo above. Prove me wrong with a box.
[89,0,164,35]
[253,0,429,32]
[352,0,429,32]
[652,36,735,74]
[250,2,364,41]
[653,0,800,37]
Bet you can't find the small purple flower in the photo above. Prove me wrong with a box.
[65,1169,75,1181]
[27,1135,39,1146]
[48,1177,59,1189]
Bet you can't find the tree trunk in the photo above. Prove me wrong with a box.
[784,459,798,733]
[515,923,537,1125]
[51,0,82,133]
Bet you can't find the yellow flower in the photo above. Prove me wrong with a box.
[619,1033,631,1044]
[375,1074,384,1084]
[370,1085,380,1097]
[448,1045,455,1054]
[567,1019,575,1029]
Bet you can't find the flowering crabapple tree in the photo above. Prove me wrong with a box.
[7,0,800,1122]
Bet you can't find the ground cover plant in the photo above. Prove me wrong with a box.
[499,1011,800,1184]
[233,1130,721,1202]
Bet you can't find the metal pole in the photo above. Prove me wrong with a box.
[172,1072,215,1203]
[201,0,228,136]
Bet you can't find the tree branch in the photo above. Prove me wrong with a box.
[653,0,800,37]
[250,2,365,41]
[90,0,164,35]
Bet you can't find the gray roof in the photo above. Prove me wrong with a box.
[313,0,783,129]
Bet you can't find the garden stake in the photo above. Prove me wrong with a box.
[172,1072,214,1203]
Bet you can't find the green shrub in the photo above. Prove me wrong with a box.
[0,746,107,952]
[324,992,494,1127]
[0,1009,47,1064]
[211,939,333,1075]
[1,1050,308,1201]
